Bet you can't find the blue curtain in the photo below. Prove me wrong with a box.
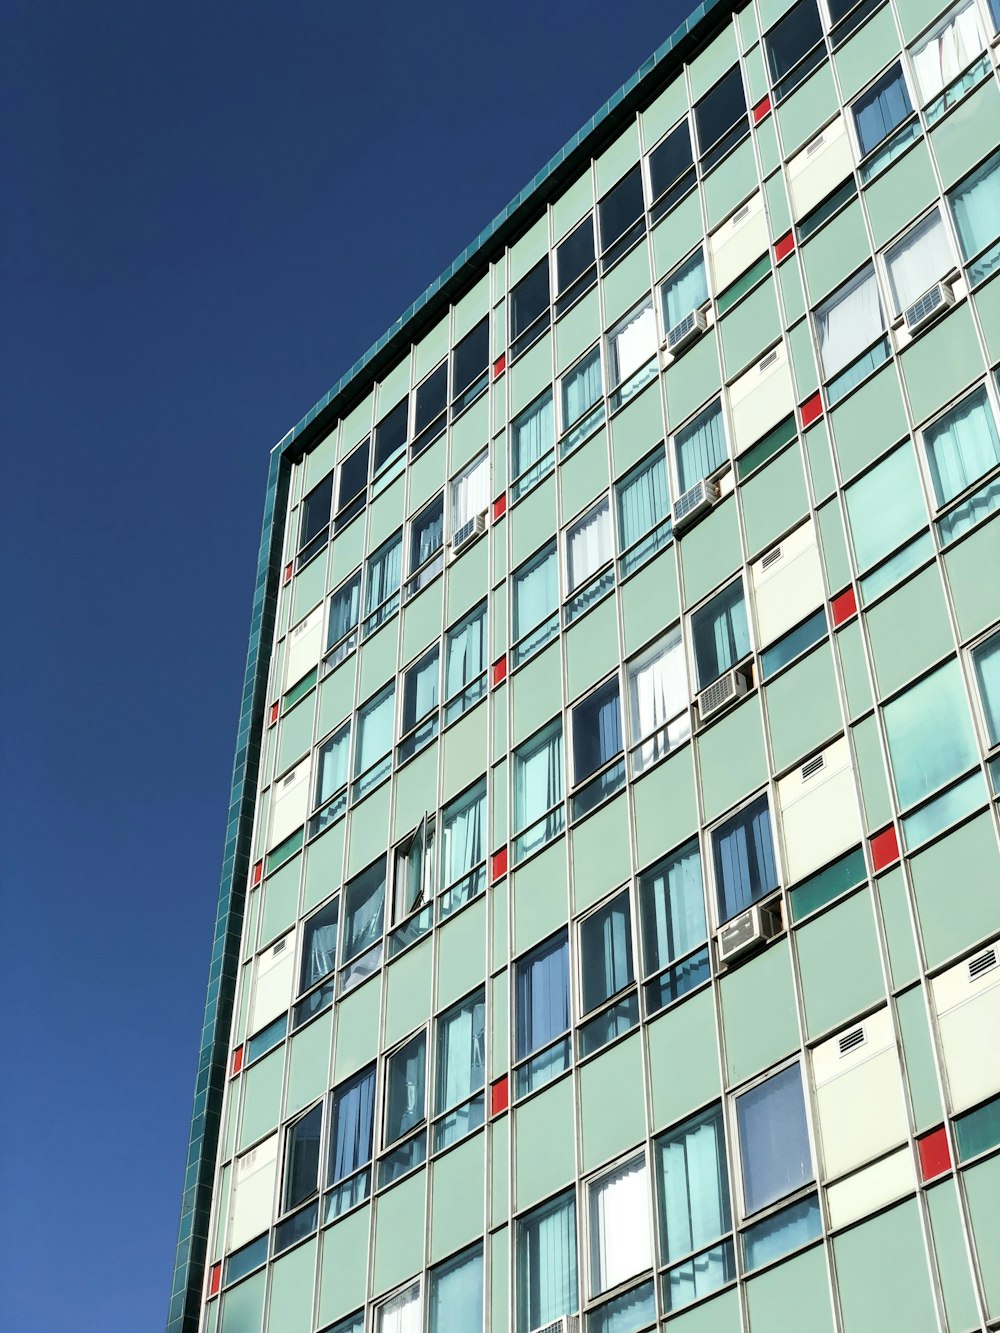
[516,1190,578,1333]
[513,544,557,638]
[328,1066,376,1183]
[430,1248,483,1333]
[853,63,911,156]
[974,632,1000,747]
[663,250,709,330]
[712,795,777,922]
[617,453,669,548]
[692,579,749,687]
[736,1064,812,1214]
[639,839,706,975]
[950,147,1000,259]
[516,934,569,1058]
[675,400,726,492]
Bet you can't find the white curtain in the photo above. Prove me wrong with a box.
[817,266,883,379]
[515,724,563,835]
[438,996,486,1110]
[589,1157,652,1294]
[610,300,656,386]
[566,498,611,591]
[354,686,394,775]
[924,387,1000,505]
[561,348,602,427]
[442,783,485,887]
[365,536,401,615]
[512,392,554,478]
[445,607,486,701]
[378,1282,421,1333]
[629,630,686,743]
[912,0,984,102]
[451,454,489,532]
[662,251,709,330]
[304,918,338,987]
[885,209,953,313]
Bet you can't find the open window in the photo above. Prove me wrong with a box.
[390,816,435,951]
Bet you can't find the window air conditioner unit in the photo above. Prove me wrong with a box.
[903,281,954,334]
[672,477,720,535]
[450,511,487,553]
[530,1319,580,1333]
[717,901,782,966]
[697,665,749,721]
[666,307,708,354]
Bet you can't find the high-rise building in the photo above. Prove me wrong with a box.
[169,0,1000,1329]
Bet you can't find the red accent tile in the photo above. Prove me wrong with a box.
[831,586,857,627]
[493,353,506,379]
[491,847,508,882]
[870,825,900,872]
[490,1075,509,1117]
[208,1262,221,1297]
[918,1126,952,1181]
[252,860,263,887]
[492,493,507,522]
[283,562,293,585]
[774,231,795,263]
[752,94,771,124]
[268,700,279,726]
[800,391,823,428]
[231,1045,244,1077]
[492,655,508,687]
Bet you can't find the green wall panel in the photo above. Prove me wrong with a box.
[384,936,433,1048]
[801,200,870,305]
[333,976,381,1081]
[238,1049,284,1151]
[442,704,488,804]
[560,428,610,525]
[741,442,809,557]
[775,64,839,156]
[835,621,874,720]
[876,867,919,990]
[651,190,704,281]
[929,77,1000,188]
[285,1009,332,1117]
[866,563,952,697]
[570,794,631,914]
[699,696,768,824]
[436,897,487,1011]
[555,288,600,372]
[579,1032,647,1171]
[926,1178,981,1333]
[347,784,392,876]
[795,888,885,1038]
[610,380,665,478]
[680,496,742,607]
[764,643,842,773]
[746,1243,834,1333]
[834,4,900,100]
[566,595,620,700]
[647,986,721,1129]
[851,714,893,832]
[430,1131,485,1261]
[896,984,944,1132]
[514,1074,576,1209]
[664,332,722,429]
[833,1199,938,1333]
[909,812,1000,970]
[720,279,782,379]
[667,1287,741,1332]
[720,940,799,1084]
[510,474,557,568]
[394,744,439,838]
[260,854,301,946]
[943,513,1000,640]
[511,643,562,748]
[220,1271,265,1333]
[975,270,1000,365]
[633,745,699,870]
[964,1153,1000,1317]
[373,1170,426,1295]
[864,141,938,251]
[602,242,653,326]
[900,302,982,428]
[704,140,758,231]
[266,1237,316,1333]
[621,545,680,656]
[512,839,569,955]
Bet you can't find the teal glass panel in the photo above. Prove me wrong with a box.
[901,771,986,849]
[589,1279,656,1333]
[717,255,770,315]
[760,610,826,679]
[265,827,304,874]
[955,1094,1000,1161]
[844,444,925,572]
[736,415,796,478]
[973,628,1000,745]
[283,667,317,711]
[742,1194,821,1271]
[788,846,866,919]
[859,531,933,604]
[883,660,979,809]
[797,179,857,241]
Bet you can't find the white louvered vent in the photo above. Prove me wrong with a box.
[271,937,287,958]
[759,349,779,373]
[237,1147,259,1177]
[838,1025,866,1057]
[760,545,783,570]
[801,754,826,781]
[969,946,998,981]
[806,132,826,155]
[731,203,751,227]
[281,769,298,789]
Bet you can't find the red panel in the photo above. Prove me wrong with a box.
[231,1045,244,1077]
[252,860,263,887]
[268,701,279,726]
[491,847,508,882]
[831,586,857,627]
[918,1126,952,1181]
[870,825,900,872]
[774,231,795,263]
[208,1262,221,1297]
[800,391,823,428]
[283,562,293,585]
[492,655,508,687]
[492,493,507,522]
[490,1075,509,1117]
[752,94,771,124]
[493,353,506,379]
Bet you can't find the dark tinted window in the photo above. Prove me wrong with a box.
[337,439,369,511]
[694,67,747,167]
[648,120,694,203]
[413,363,447,436]
[452,318,489,404]
[300,475,333,548]
[373,398,408,472]
[598,165,645,251]
[511,259,550,339]
[555,217,596,297]
[765,0,824,94]
[572,678,623,783]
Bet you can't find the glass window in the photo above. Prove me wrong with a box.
[565,496,612,593]
[555,215,596,310]
[765,0,824,97]
[450,451,489,536]
[852,62,912,157]
[312,720,350,832]
[883,659,979,808]
[373,397,408,473]
[376,1282,421,1333]
[616,450,670,571]
[661,249,709,334]
[648,119,695,218]
[412,361,448,456]
[516,1189,578,1333]
[342,860,386,964]
[353,683,394,796]
[911,0,984,103]
[580,889,634,1015]
[628,628,690,769]
[884,208,953,315]
[400,646,439,755]
[364,532,402,632]
[949,147,1000,282]
[691,579,750,689]
[384,1031,427,1145]
[336,439,369,525]
[588,1155,652,1295]
[560,346,603,434]
[452,317,489,411]
[513,720,564,857]
[639,840,706,981]
[429,1246,483,1333]
[675,399,727,493]
[515,932,570,1063]
[973,629,1000,747]
[435,990,486,1147]
[735,1064,813,1214]
[712,793,779,923]
[300,475,333,553]
[444,602,487,721]
[392,817,435,924]
[598,165,645,262]
[511,390,555,495]
[283,1103,322,1212]
[440,780,486,910]
[300,898,339,993]
[513,541,558,662]
[572,678,623,787]
[327,1064,376,1195]
[923,386,1000,540]
[608,297,657,404]
[326,572,361,664]
[510,258,551,356]
[694,66,747,168]
[815,264,885,391]
[844,443,927,571]
[409,494,444,588]
[657,1104,733,1310]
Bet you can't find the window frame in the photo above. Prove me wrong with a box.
[847,58,918,180]
[969,623,1000,752]
[568,674,626,820]
[879,203,956,319]
[597,163,647,270]
[509,257,552,360]
[562,493,615,625]
[389,815,436,949]
[688,575,752,694]
[575,885,639,1059]
[362,529,403,638]
[325,1062,376,1219]
[309,718,351,838]
[448,448,489,541]
[812,261,888,404]
[626,626,691,776]
[584,1148,654,1303]
[295,895,340,1025]
[379,1027,429,1186]
[374,1278,422,1333]
[451,317,490,416]
[659,245,710,345]
[335,437,370,533]
[916,377,1000,542]
[693,65,749,171]
[558,342,606,457]
[339,857,387,993]
[511,539,559,667]
[432,987,487,1152]
[351,682,396,802]
[281,1100,324,1217]
[411,359,449,458]
[443,601,488,725]
[406,491,445,597]
[763,0,826,102]
[324,569,362,673]
[297,474,335,568]
[606,295,658,411]
[554,214,598,315]
[512,718,566,864]
[708,789,781,927]
[637,837,710,1018]
[646,117,696,224]
[398,644,441,761]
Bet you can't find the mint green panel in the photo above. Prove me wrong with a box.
[834,4,900,101]
[964,1153,1000,1317]
[560,427,610,521]
[571,794,631,914]
[688,22,738,100]
[493,757,507,844]
[266,1236,316,1333]
[744,43,768,106]
[680,496,742,607]
[373,1170,426,1295]
[304,430,336,492]
[555,288,600,373]
[746,1244,834,1333]
[610,380,665,478]
[291,556,326,626]
[699,697,768,824]
[778,247,806,322]
[775,64,839,156]
[384,938,433,1049]
[447,538,489,623]
[317,657,356,740]
[580,1032,647,1171]
[491,971,508,1079]
[430,1131,485,1261]
[833,1199,938,1333]
[704,140,758,231]
[243,891,261,964]
[235,962,253,1043]
[896,985,944,1132]
[509,215,548,286]
[788,316,819,399]
[795,889,884,1038]
[647,986,721,1129]
[220,1270,265,1333]
[303,822,344,912]
[667,1288,741,1333]
[876,867,920,989]
[493,428,507,496]
[340,390,374,455]
[720,939,799,1084]
[442,703,487,804]
[512,839,569,955]
[595,120,640,196]
[491,1118,509,1227]
[864,141,938,250]
[212,1163,232,1262]
[764,643,842,773]
[224,1080,239,1159]
[509,333,553,418]
[333,975,381,1081]
[393,745,438,838]
[330,516,366,590]
[401,581,443,664]
[454,274,489,338]
[285,1009,332,1117]
[641,78,687,149]
[758,0,796,26]
[347,784,392,876]
[492,881,508,974]
[651,190,704,281]
[436,896,487,1010]
[741,443,809,557]
[566,595,620,701]
[238,1049,284,1150]
[511,644,561,748]
[514,1074,576,1209]
[632,745,699,870]
[801,200,870,304]
[976,269,1000,365]
[409,437,447,512]
[359,621,397,698]
[367,476,405,551]
[720,278,782,379]
[927,1178,981,1333]
[262,723,277,788]
[851,715,893,832]
[510,474,557,567]
[493,688,508,763]
[255,791,272,860]
[817,498,851,593]
[602,244,652,327]
[277,698,314,775]
[450,393,489,473]
[491,1228,510,1333]
[621,546,680,656]
[901,302,982,427]
[414,313,449,380]
[835,621,873,720]
[944,513,1000,639]
[552,171,593,243]
[764,171,792,252]
[260,854,301,945]
[867,563,952,697]
[930,77,1000,189]
[739,4,759,48]
[664,332,722,430]
[899,0,960,38]
[318,1207,372,1321]
[910,812,1000,970]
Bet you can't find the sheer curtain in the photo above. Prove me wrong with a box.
[712,796,777,922]
[816,266,883,379]
[663,251,709,330]
[567,499,612,591]
[343,864,386,958]
[589,1157,651,1293]
[675,401,726,492]
[950,148,1000,259]
[315,725,350,805]
[445,608,486,700]
[514,724,563,834]
[912,0,984,102]
[514,546,557,638]
[415,503,444,567]
[924,388,1000,505]
[562,348,602,426]
[303,909,339,988]
[609,299,656,386]
[659,1106,731,1307]
[355,687,394,775]
[853,63,911,155]
[692,582,749,688]
[639,840,706,976]
[378,1282,421,1333]
[629,630,686,743]
[429,1248,483,1333]
[973,632,1000,746]
[451,454,489,532]
[617,453,669,549]
[885,210,952,313]
[512,392,554,478]
[405,651,439,730]
[437,995,486,1110]
[516,935,569,1058]
[517,1190,578,1332]
[329,1066,375,1183]
[736,1065,812,1214]
[442,784,485,887]
[581,892,633,1011]
[328,575,361,646]
[386,1036,426,1141]
[365,537,401,615]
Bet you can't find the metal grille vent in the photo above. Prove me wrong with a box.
[732,203,751,226]
[759,349,779,372]
[806,133,826,155]
[272,938,287,957]
[969,947,998,981]
[760,545,783,570]
[838,1025,866,1057]
[801,754,826,781]
[904,282,953,332]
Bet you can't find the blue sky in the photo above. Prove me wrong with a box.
[1,2,685,1326]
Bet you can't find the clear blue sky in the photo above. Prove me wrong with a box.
[1,2,685,1327]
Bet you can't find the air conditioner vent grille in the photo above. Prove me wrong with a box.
[800,754,826,781]
[698,667,749,719]
[904,282,954,333]
[806,133,826,155]
[666,307,708,353]
[759,349,779,372]
[272,938,287,957]
[760,545,782,570]
[969,946,998,981]
[838,1025,866,1057]
[732,203,751,226]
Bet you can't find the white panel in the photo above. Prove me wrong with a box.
[777,737,863,883]
[729,343,795,454]
[230,1133,279,1249]
[250,930,297,1032]
[750,518,824,645]
[708,190,768,292]
[812,1008,909,1180]
[270,760,310,848]
[284,605,324,691]
[931,940,1000,1113]
[787,114,854,221]
[825,1147,915,1231]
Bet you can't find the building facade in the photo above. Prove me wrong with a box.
[169,0,1000,1329]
